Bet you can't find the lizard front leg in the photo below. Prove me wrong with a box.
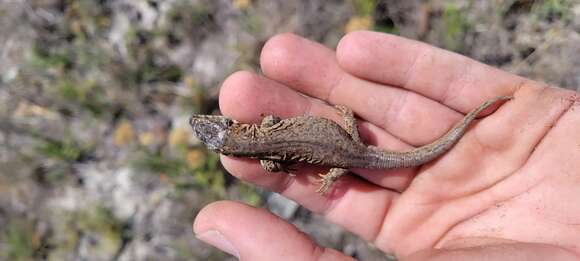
[259,115,296,173]
[260,115,282,127]
[260,160,296,173]
[259,115,283,172]
[334,105,363,145]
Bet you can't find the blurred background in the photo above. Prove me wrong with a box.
[0,0,579,260]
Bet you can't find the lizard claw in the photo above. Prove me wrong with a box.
[315,179,331,194]
[315,173,333,194]
[315,168,349,194]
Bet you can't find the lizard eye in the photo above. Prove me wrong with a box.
[224,118,233,127]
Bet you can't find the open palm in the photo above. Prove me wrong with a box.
[194,32,580,260]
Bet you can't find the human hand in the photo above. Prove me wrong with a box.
[194,32,580,260]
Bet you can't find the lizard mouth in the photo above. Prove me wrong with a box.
[189,115,233,151]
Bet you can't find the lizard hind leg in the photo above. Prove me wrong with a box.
[334,105,362,144]
[316,168,349,194]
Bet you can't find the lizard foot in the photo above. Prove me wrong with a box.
[315,168,349,194]
[260,160,297,173]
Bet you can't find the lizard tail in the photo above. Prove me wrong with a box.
[371,95,513,169]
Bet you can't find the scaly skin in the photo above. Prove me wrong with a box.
[189,96,512,193]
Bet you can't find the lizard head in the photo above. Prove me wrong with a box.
[189,115,234,152]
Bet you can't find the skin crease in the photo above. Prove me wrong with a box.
[193,31,580,260]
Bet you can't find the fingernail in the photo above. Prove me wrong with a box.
[196,230,240,258]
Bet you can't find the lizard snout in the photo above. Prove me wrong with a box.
[189,115,233,151]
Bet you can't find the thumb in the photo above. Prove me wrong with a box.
[194,200,354,261]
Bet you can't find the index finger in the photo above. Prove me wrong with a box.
[336,31,522,111]
[260,33,467,145]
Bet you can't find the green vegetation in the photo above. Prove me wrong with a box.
[238,183,262,206]
[45,206,126,260]
[35,135,91,184]
[30,44,73,70]
[442,2,471,52]
[374,20,399,35]
[132,150,226,196]
[243,10,263,35]
[26,0,187,120]
[76,206,126,250]
[189,3,212,27]
[132,150,190,177]
[349,0,400,34]
[38,137,84,163]
[1,219,38,261]
[190,152,225,195]
[24,0,241,199]
[166,1,213,40]
[532,0,575,22]
[351,0,376,16]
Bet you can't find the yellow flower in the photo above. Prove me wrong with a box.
[345,16,374,32]
[168,127,189,148]
[233,0,251,10]
[185,149,206,169]
[113,120,134,147]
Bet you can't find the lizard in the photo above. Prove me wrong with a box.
[189,96,512,194]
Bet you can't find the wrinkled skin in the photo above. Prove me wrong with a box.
[193,32,580,260]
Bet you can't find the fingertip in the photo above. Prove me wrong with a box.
[194,200,353,260]
[220,70,258,97]
[219,68,312,122]
[193,200,233,233]
[336,31,408,80]
[337,31,373,64]
[218,70,265,121]
[260,33,305,78]
[193,201,252,259]
[336,30,375,59]
[260,33,341,99]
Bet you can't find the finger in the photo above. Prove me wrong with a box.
[218,71,401,241]
[336,31,520,111]
[259,33,492,146]
[219,70,416,191]
[194,201,354,260]
[221,156,402,246]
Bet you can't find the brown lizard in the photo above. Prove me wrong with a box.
[189,96,512,193]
